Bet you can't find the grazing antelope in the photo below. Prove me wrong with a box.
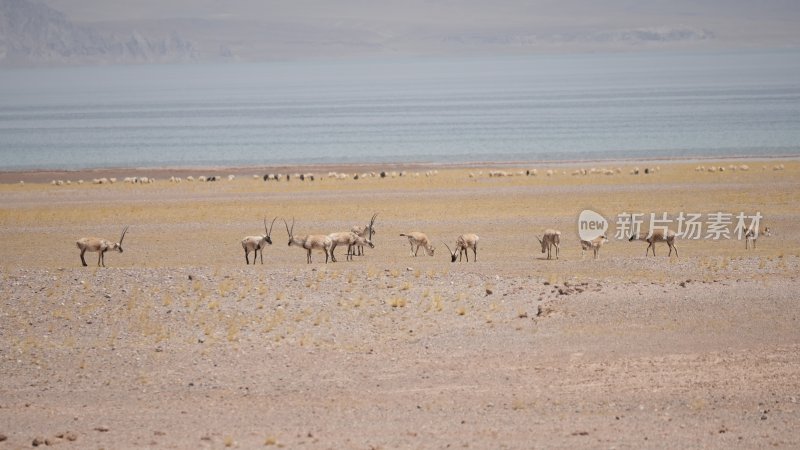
[350,213,378,256]
[581,234,608,260]
[76,226,129,267]
[442,234,480,262]
[536,230,561,260]
[284,218,332,264]
[241,217,277,265]
[629,229,678,257]
[400,232,435,257]
[745,225,771,249]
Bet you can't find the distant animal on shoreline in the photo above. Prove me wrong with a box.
[76,226,129,267]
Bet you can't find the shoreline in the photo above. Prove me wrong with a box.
[1,154,797,184]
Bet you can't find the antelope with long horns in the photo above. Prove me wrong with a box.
[442,234,480,262]
[284,218,332,264]
[241,216,277,264]
[400,232,435,257]
[537,229,561,260]
[331,214,377,262]
[350,213,378,256]
[76,226,129,267]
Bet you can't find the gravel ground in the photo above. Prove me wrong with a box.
[1,161,799,449]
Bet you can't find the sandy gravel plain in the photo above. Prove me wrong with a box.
[0,160,798,449]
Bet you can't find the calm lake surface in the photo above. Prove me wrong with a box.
[1,50,799,170]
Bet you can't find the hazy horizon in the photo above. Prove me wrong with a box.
[2,0,799,67]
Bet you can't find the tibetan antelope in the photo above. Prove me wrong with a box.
[629,229,678,257]
[581,234,608,260]
[328,232,375,262]
[241,216,277,264]
[442,234,480,262]
[330,213,377,261]
[76,226,129,267]
[537,229,561,260]
[284,218,332,264]
[350,213,378,256]
[400,232,435,257]
[745,225,771,249]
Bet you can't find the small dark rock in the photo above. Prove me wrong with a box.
[485,288,493,296]
[0,433,7,442]
[56,431,77,441]
[32,437,46,446]
[188,275,193,280]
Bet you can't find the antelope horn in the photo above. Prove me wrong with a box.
[536,235,542,244]
[441,240,454,256]
[119,225,129,245]
[283,218,291,237]
[268,216,278,237]
[263,216,269,235]
[369,213,377,239]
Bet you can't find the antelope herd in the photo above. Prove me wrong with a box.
[75,218,772,267]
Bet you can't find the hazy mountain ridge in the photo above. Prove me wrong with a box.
[3,0,798,67]
[0,0,197,66]
[440,26,715,47]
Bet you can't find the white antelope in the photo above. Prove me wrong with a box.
[745,225,771,249]
[629,229,678,257]
[537,229,561,260]
[241,217,277,265]
[76,226,129,267]
[442,234,480,262]
[284,218,332,264]
[350,213,378,256]
[400,232,435,257]
[581,234,608,260]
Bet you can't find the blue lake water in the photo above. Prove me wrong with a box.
[1,50,799,170]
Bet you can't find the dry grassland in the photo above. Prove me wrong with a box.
[0,160,799,448]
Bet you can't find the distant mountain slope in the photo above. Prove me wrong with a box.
[0,0,196,66]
